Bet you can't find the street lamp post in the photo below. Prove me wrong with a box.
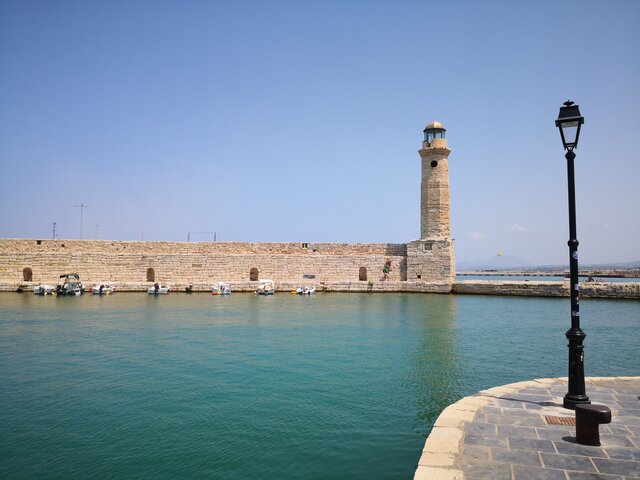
[555,100,590,410]
[74,204,88,240]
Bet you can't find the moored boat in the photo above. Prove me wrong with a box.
[295,285,316,295]
[33,284,56,295]
[56,273,84,296]
[212,282,231,295]
[256,279,275,295]
[148,283,170,295]
[91,283,115,295]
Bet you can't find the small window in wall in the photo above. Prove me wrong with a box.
[250,268,259,281]
[359,267,367,281]
[23,267,33,281]
[423,242,433,252]
[302,243,309,249]
[147,268,155,282]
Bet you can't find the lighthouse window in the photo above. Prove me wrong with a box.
[425,129,446,143]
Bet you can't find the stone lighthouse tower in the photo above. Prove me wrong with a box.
[407,121,455,286]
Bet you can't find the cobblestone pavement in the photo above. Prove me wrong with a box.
[415,377,640,480]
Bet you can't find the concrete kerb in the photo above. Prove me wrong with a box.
[414,467,463,480]
[414,377,572,480]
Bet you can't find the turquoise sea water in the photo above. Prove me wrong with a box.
[1,293,638,479]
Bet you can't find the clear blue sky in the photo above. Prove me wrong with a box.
[1,0,638,265]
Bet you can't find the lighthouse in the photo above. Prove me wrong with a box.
[406,121,455,285]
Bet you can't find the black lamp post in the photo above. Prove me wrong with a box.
[555,100,590,410]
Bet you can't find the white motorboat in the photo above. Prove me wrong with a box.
[33,284,56,295]
[212,282,231,295]
[295,285,315,295]
[256,279,275,295]
[148,283,170,295]
[91,283,115,295]
[56,273,84,296]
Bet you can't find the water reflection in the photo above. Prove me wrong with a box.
[408,295,462,436]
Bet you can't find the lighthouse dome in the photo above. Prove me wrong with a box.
[424,121,446,131]
[423,121,446,144]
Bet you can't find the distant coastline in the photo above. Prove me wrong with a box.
[457,268,640,279]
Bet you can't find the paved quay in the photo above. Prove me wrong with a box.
[415,377,640,480]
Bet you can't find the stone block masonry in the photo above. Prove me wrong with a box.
[0,239,418,289]
[407,239,455,282]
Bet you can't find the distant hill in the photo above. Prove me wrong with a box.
[580,260,640,269]
[457,255,532,270]
[457,258,640,272]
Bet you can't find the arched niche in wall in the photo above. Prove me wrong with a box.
[23,267,33,282]
[147,268,155,282]
[249,268,259,281]
[359,267,367,281]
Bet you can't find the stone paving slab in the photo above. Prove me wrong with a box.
[414,377,640,480]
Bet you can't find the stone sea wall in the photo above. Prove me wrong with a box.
[453,280,640,299]
[0,239,409,286]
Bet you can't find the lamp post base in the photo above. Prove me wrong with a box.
[564,394,591,410]
[564,327,590,410]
